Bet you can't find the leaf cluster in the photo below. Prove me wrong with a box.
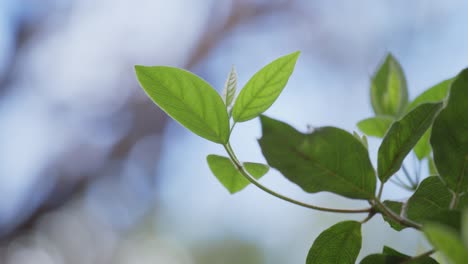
[135,52,468,263]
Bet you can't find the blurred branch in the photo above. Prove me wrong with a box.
[0,0,296,243]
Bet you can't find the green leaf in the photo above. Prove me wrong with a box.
[357,116,394,138]
[424,223,468,264]
[428,157,438,175]
[371,53,409,117]
[414,129,432,160]
[259,116,376,200]
[232,51,300,122]
[222,65,237,108]
[135,66,230,144]
[381,200,406,231]
[360,246,439,264]
[463,210,468,247]
[378,103,443,182]
[406,176,452,223]
[431,69,468,194]
[407,78,452,112]
[353,131,368,149]
[206,155,269,194]
[306,221,361,264]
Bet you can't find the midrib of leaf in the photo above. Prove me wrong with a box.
[239,60,291,114]
[291,146,369,198]
[140,70,221,140]
[380,105,439,180]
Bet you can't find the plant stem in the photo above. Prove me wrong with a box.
[401,249,435,264]
[373,199,422,230]
[377,182,384,199]
[223,143,372,214]
[449,191,459,209]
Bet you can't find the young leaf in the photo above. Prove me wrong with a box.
[222,65,237,108]
[306,221,361,264]
[381,200,406,231]
[259,116,376,200]
[423,223,468,264]
[371,53,408,117]
[406,176,452,223]
[357,116,394,138]
[232,51,300,122]
[431,69,468,194]
[407,78,452,112]
[135,66,230,144]
[378,103,443,182]
[206,155,269,194]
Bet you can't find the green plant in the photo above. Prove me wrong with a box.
[135,51,468,264]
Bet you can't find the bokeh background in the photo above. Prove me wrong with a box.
[1,0,468,263]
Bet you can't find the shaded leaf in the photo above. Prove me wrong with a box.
[357,116,394,138]
[232,51,300,122]
[222,65,237,108]
[259,116,376,200]
[431,69,468,194]
[306,221,361,264]
[135,66,230,144]
[378,103,443,182]
[361,246,439,264]
[424,223,468,264]
[406,177,452,223]
[207,155,269,194]
[371,53,408,117]
[407,78,452,112]
[381,200,406,231]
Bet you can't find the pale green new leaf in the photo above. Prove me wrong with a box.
[135,66,230,144]
[222,65,237,108]
[431,69,468,194]
[414,129,432,160]
[371,53,408,117]
[407,78,452,112]
[306,221,362,264]
[232,51,300,122]
[424,223,468,264]
[207,155,269,194]
[357,116,394,138]
[378,103,443,182]
[259,116,376,200]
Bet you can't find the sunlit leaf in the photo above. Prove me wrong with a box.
[371,53,408,117]
[407,78,452,112]
[232,51,300,122]
[378,103,443,182]
[414,129,432,160]
[306,221,361,264]
[207,155,269,194]
[431,69,468,194]
[135,66,230,144]
[357,116,394,138]
[259,116,376,200]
